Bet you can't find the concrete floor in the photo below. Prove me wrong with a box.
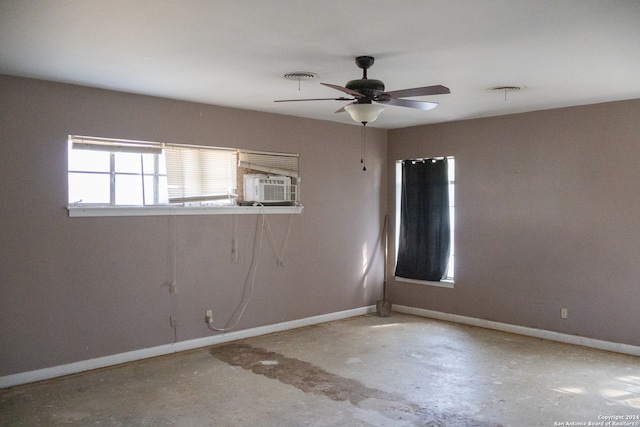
[1,313,639,426]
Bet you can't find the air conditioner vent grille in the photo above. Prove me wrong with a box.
[243,174,297,204]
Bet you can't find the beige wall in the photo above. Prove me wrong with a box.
[388,99,640,346]
[2,72,639,378]
[0,75,387,376]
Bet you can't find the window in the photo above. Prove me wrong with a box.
[69,137,170,206]
[394,157,455,287]
[67,135,301,217]
[164,145,237,204]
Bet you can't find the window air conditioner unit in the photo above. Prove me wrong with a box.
[243,174,294,203]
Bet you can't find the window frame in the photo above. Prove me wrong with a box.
[394,156,455,288]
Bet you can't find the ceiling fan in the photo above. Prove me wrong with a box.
[275,56,450,124]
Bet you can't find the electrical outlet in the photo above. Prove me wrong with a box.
[561,308,568,319]
[205,309,213,323]
[170,315,178,328]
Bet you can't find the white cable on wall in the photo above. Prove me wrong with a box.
[207,205,266,332]
[231,213,239,263]
[265,213,294,266]
[169,215,178,342]
[171,215,177,293]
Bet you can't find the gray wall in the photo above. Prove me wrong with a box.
[388,99,640,346]
[0,75,387,376]
[3,73,638,378]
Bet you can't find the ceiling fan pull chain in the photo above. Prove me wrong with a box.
[360,125,364,164]
[361,123,367,171]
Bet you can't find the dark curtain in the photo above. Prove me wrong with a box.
[395,158,450,281]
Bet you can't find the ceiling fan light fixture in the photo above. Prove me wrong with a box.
[344,103,384,124]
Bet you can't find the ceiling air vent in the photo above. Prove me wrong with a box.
[282,72,318,81]
[281,72,319,90]
[488,86,525,92]
[488,85,526,101]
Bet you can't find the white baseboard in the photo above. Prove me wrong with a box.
[394,305,640,357]
[0,305,376,389]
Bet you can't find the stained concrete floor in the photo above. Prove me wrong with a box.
[1,313,639,426]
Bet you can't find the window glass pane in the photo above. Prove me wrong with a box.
[446,255,455,279]
[447,158,455,280]
[141,153,166,175]
[158,176,169,204]
[449,209,455,231]
[115,152,142,173]
[69,172,110,203]
[142,175,169,205]
[143,176,154,205]
[68,149,110,172]
[115,175,143,205]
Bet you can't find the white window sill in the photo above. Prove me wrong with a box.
[394,276,454,289]
[67,205,304,217]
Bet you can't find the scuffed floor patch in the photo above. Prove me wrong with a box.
[210,343,502,427]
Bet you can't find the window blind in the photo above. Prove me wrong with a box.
[165,146,237,203]
[238,150,299,178]
[70,136,162,154]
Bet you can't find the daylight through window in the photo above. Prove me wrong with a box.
[68,135,300,215]
[395,157,455,285]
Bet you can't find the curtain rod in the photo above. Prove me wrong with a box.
[396,156,451,162]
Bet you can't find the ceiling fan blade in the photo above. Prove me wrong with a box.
[334,101,356,113]
[383,85,450,98]
[321,83,365,98]
[274,97,354,102]
[378,98,439,111]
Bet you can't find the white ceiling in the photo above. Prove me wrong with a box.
[1,0,639,129]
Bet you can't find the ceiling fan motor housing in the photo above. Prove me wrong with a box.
[347,56,385,99]
[346,79,385,98]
